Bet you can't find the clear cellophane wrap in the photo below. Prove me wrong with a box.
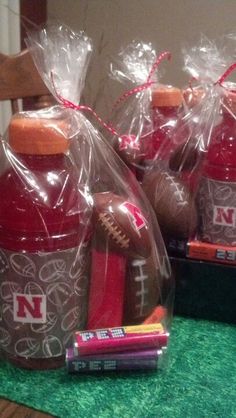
[142,36,236,257]
[0,25,173,370]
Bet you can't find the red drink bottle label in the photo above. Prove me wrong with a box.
[0,116,93,367]
[0,244,90,359]
[198,111,236,245]
[198,177,236,245]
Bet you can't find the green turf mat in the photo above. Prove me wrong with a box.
[0,316,235,418]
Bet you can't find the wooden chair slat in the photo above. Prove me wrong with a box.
[0,49,51,101]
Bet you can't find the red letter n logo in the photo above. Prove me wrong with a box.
[120,202,146,233]
[13,293,46,323]
[213,206,235,227]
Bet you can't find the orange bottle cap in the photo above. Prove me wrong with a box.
[9,116,70,155]
[152,85,183,107]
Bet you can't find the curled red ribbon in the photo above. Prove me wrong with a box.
[113,51,171,109]
[215,62,236,87]
[146,51,171,83]
[187,63,236,95]
[50,50,171,140]
[51,73,120,138]
[188,76,199,91]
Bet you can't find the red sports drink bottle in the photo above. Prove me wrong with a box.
[169,87,207,192]
[143,86,183,167]
[0,115,91,369]
[197,91,236,245]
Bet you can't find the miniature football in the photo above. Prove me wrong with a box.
[169,136,199,173]
[123,256,161,324]
[142,169,198,239]
[92,192,151,258]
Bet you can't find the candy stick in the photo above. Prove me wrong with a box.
[87,247,127,329]
[66,347,163,373]
[74,323,168,356]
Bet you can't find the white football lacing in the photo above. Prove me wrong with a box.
[99,213,130,248]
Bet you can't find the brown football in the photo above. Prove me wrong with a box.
[169,137,199,173]
[92,192,151,258]
[142,169,198,239]
[123,256,161,324]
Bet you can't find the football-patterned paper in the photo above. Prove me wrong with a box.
[198,177,236,245]
[0,244,90,359]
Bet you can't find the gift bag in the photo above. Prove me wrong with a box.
[143,36,236,256]
[109,41,181,181]
[0,24,173,372]
[108,41,198,250]
[178,36,236,262]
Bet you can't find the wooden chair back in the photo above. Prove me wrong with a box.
[0,49,54,113]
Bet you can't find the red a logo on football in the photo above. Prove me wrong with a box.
[120,202,146,232]
[213,206,235,226]
[13,293,46,324]
[119,135,140,151]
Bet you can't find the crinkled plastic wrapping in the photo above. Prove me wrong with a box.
[143,36,236,257]
[109,41,197,247]
[0,25,173,372]
[109,41,164,181]
[182,37,236,259]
